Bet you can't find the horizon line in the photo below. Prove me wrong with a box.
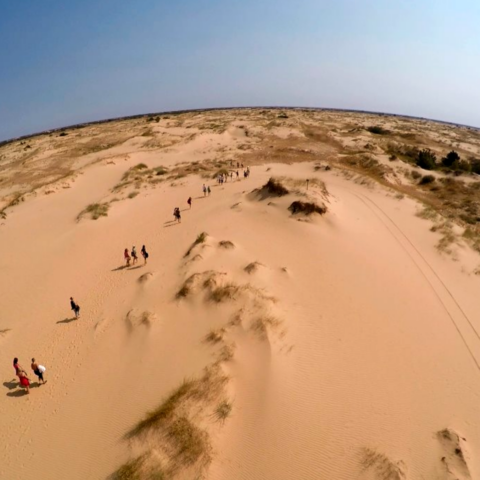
[1,106,479,148]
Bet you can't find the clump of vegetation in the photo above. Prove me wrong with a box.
[244,261,263,274]
[259,177,289,197]
[154,167,168,176]
[288,201,327,215]
[128,191,139,199]
[133,163,148,170]
[250,315,281,338]
[59,132,68,137]
[218,240,235,249]
[184,232,208,258]
[205,328,226,344]
[78,202,109,220]
[367,126,389,135]
[410,170,422,180]
[214,400,232,422]
[120,365,229,478]
[209,284,241,303]
[416,148,437,170]
[419,174,435,185]
[441,150,460,168]
[277,112,288,119]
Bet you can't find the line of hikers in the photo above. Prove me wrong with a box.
[13,357,47,394]
[124,245,149,266]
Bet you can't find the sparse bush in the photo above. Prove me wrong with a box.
[214,401,232,422]
[419,175,435,185]
[411,170,422,180]
[218,240,234,249]
[471,158,480,175]
[78,203,109,220]
[133,163,148,170]
[367,126,389,135]
[260,178,289,196]
[128,191,139,199]
[154,167,167,176]
[288,201,327,215]
[184,232,208,258]
[442,150,460,167]
[205,329,225,344]
[416,148,437,170]
[277,112,288,119]
[59,132,68,137]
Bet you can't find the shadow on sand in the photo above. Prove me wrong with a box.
[3,380,18,390]
[57,317,77,324]
[112,265,128,272]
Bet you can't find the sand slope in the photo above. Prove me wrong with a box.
[1,110,480,479]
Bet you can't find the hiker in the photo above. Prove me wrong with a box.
[18,369,30,394]
[174,207,181,223]
[124,248,131,266]
[31,358,46,385]
[141,245,149,264]
[187,197,192,208]
[13,358,23,376]
[13,359,30,393]
[131,246,138,265]
[207,186,211,196]
[70,297,80,318]
[236,170,239,178]
[203,184,207,196]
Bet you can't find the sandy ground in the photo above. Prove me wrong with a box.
[1,110,480,480]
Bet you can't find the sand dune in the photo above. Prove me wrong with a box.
[1,109,480,479]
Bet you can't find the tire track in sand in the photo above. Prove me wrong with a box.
[353,191,480,373]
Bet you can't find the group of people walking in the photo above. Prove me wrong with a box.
[124,245,149,266]
[13,357,47,394]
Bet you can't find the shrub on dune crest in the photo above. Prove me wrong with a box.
[261,177,289,196]
[288,201,327,215]
[78,202,109,220]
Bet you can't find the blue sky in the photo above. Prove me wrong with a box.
[1,0,479,140]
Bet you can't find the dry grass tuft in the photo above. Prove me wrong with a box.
[288,201,327,215]
[217,343,235,363]
[214,400,232,422]
[209,283,241,303]
[244,261,264,274]
[204,328,226,344]
[218,240,235,249]
[258,177,290,197]
[250,315,281,338]
[360,448,406,480]
[184,232,208,258]
[77,202,110,220]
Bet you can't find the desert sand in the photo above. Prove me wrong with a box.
[1,108,480,479]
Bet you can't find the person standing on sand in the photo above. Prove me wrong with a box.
[124,248,131,267]
[13,358,24,376]
[31,358,47,385]
[207,186,211,196]
[70,297,80,318]
[141,245,149,264]
[131,246,138,265]
[187,197,192,208]
[203,184,207,196]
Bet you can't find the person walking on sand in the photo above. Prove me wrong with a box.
[13,357,24,376]
[187,197,192,209]
[203,184,207,196]
[174,207,181,223]
[18,369,30,394]
[13,359,30,394]
[124,248,131,267]
[70,297,80,318]
[207,186,211,196]
[131,246,138,265]
[141,245,149,264]
[31,358,47,385]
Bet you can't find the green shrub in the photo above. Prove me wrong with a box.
[442,150,460,167]
[419,175,435,185]
[416,149,437,170]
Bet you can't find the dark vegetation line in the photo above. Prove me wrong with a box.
[1,106,479,148]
